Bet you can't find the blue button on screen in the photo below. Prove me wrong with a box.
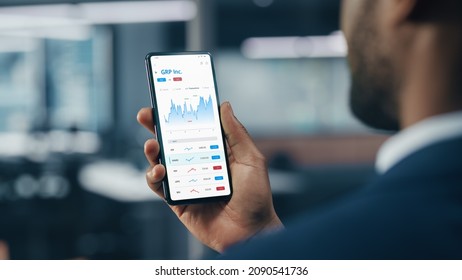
[157,78,167,82]
[210,145,219,150]
[215,176,224,181]
[212,155,220,160]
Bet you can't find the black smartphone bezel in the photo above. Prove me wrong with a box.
[145,51,233,205]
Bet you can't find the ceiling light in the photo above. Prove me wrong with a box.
[81,1,197,24]
[0,1,197,29]
[241,31,348,59]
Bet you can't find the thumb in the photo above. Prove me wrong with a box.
[220,102,264,163]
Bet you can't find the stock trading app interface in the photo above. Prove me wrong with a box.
[149,54,231,201]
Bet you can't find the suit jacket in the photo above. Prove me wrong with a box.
[223,137,462,259]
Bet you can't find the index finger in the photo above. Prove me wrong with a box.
[137,107,156,135]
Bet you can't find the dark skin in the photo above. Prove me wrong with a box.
[137,103,283,253]
[342,0,462,130]
[138,0,462,253]
[0,240,9,260]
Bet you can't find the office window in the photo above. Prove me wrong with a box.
[0,37,40,132]
[0,27,112,133]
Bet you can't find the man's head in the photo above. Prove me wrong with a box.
[341,0,462,131]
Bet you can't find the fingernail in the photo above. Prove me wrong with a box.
[226,102,234,116]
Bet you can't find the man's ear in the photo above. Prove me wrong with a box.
[386,0,418,26]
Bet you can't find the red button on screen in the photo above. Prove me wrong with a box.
[213,166,222,170]
[173,77,182,81]
[216,186,225,191]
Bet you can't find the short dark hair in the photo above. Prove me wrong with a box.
[410,0,462,23]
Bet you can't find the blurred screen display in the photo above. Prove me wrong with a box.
[215,51,367,136]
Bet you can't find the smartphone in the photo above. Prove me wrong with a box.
[145,52,232,205]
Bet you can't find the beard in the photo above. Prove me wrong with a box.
[347,4,401,131]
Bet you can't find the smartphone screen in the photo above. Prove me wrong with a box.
[145,52,232,205]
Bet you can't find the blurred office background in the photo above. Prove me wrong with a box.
[0,0,388,259]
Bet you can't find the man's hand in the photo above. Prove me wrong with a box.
[137,102,283,253]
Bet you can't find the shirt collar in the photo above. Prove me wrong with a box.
[375,110,462,174]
